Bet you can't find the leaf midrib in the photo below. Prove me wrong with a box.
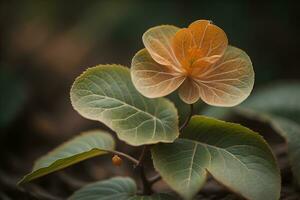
[80,74,157,121]
[182,138,252,171]
[167,139,268,198]
[74,89,162,123]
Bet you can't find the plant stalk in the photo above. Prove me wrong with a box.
[179,103,194,131]
[108,147,152,194]
[138,165,152,195]
[135,146,152,195]
[149,174,161,185]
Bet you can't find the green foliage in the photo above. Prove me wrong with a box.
[19,66,285,199]
[69,177,174,200]
[239,82,300,185]
[152,116,280,200]
[18,130,115,184]
[70,65,179,146]
[239,82,300,122]
[270,117,300,185]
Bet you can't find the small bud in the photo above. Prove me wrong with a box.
[112,155,122,166]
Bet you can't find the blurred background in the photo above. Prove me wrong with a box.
[0,0,299,199]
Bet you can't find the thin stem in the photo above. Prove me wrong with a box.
[179,103,194,131]
[107,147,152,194]
[106,150,139,165]
[136,146,148,167]
[149,174,161,185]
[135,146,152,195]
[138,166,152,195]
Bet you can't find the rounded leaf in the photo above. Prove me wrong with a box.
[172,20,228,68]
[178,78,201,104]
[188,20,228,59]
[152,116,280,200]
[193,46,254,107]
[69,177,174,200]
[71,65,179,146]
[131,49,185,98]
[142,25,181,70]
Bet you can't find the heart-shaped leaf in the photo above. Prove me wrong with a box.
[69,177,174,200]
[19,130,115,184]
[238,82,300,185]
[152,116,280,200]
[71,65,179,146]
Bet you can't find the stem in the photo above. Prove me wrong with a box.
[107,147,152,194]
[106,150,139,165]
[136,146,148,167]
[135,146,152,195]
[138,165,152,195]
[179,103,194,131]
[149,174,161,185]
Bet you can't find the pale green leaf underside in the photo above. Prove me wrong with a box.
[239,82,300,123]
[269,117,300,185]
[238,82,300,185]
[19,130,115,184]
[70,65,179,146]
[152,116,280,200]
[69,177,174,200]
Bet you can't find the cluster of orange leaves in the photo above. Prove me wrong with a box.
[131,20,254,106]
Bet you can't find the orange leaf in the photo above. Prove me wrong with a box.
[178,78,201,104]
[193,46,254,107]
[188,20,228,60]
[131,49,185,98]
[142,25,182,72]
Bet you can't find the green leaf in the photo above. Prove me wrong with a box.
[69,177,174,200]
[70,65,179,146]
[19,130,115,184]
[238,82,300,185]
[239,82,300,123]
[269,117,300,185]
[152,116,280,200]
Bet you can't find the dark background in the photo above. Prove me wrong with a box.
[0,0,299,199]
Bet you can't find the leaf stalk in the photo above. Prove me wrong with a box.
[179,103,194,131]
